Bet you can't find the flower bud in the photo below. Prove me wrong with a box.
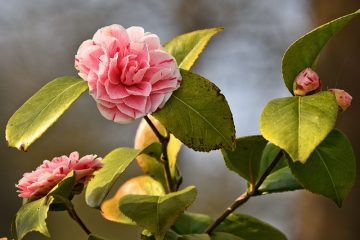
[329,89,352,111]
[293,68,321,96]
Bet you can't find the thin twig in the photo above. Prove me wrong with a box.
[206,150,284,234]
[67,207,91,235]
[143,115,175,192]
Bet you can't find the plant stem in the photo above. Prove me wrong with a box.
[144,115,175,192]
[67,205,91,235]
[206,150,284,234]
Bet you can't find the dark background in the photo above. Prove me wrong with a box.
[1,1,359,239]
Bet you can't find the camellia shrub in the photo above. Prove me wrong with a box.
[4,9,360,240]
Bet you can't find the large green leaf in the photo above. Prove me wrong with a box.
[221,136,267,184]
[6,76,88,151]
[154,69,235,152]
[14,172,76,240]
[172,212,213,235]
[282,9,360,93]
[164,28,223,71]
[85,148,139,208]
[260,91,338,163]
[288,129,356,207]
[119,186,197,240]
[101,176,165,224]
[215,214,287,240]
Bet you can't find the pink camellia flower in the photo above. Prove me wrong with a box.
[329,88,353,111]
[16,152,103,200]
[293,68,321,96]
[75,24,181,123]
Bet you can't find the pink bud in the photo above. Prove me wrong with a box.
[329,89,352,111]
[293,68,321,96]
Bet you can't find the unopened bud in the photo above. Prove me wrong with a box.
[293,68,321,96]
[329,89,352,111]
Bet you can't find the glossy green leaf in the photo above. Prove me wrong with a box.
[222,136,267,184]
[120,186,197,240]
[260,91,338,163]
[258,167,302,194]
[172,212,213,235]
[101,176,165,224]
[6,76,88,151]
[85,146,144,208]
[282,9,360,93]
[211,232,244,240]
[154,69,235,152]
[135,116,182,188]
[288,129,356,207]
[164,28,223,71]
[215,214,287,240]
[14,172,76,240]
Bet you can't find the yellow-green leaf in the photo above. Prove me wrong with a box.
[164,28,223,71]
[6,76,88,151]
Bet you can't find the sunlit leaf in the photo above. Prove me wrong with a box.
[282,9,360,93]
[260,91,338,163]
[164,28,223,70]
[6,76,88,151]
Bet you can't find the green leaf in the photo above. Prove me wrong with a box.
[85,147,141,208]
[172,212,213,235]
[260,91,338,163]
[101,176,165,224]
[88,234,107,240]
[211,232,244,240]
[221,136,267,184]
[282,9,360,93]
[15,197,53,240]
[6,76,88,151]
[119,186,197,240]
[258,167,302,194]
[288,129,356,207]
[215,214,287,240]
[164,28,223,71]
[154,69,235,152]
[14,172,77,240]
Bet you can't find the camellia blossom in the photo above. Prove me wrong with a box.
[75,24,182,123]
[16,152,103,200]
[293,68,321,96]
[329,88,353,111]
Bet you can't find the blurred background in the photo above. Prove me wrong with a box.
[1,0,359,239]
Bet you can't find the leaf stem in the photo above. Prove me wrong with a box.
[144,115,175,192]
[206,150,284,234]
[67,205,91,235]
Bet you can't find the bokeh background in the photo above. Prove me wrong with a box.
[1,0,359,239]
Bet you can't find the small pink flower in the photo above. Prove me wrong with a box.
[16,152,103,200]
[75,24,181,123]
[293,68,321,96]
[329,88,353,111]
